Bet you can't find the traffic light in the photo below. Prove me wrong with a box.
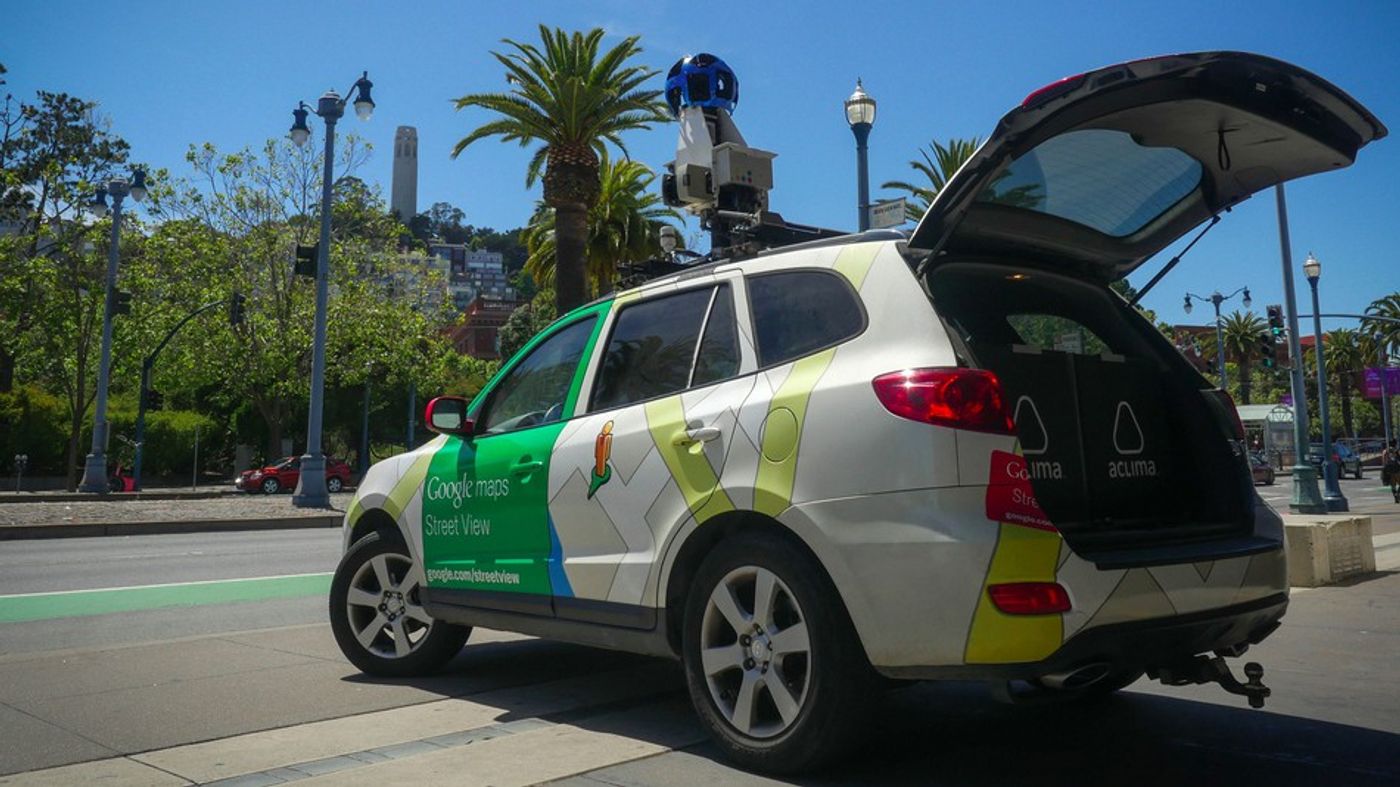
[229,292,247,326]
[1258,335,1277,368]
[294,244,318,278]
[1266,304,1285,337]
[112,290,132,316]
[144,389,163,411]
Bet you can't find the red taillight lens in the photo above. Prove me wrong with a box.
[872,368,1016,435]
[987,582,1071,615]
[1021,72,1087,108]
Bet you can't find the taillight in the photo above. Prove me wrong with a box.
[1021,72,1087,108]
[1207,389,1246,440]
[872,368,1016,435]
[987,582,1071,615]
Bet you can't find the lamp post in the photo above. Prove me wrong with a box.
[78,169,150,493]
[844,80,876,232]
[1303,252,1348,512]
[288,71,375,508]
[1273,186,1325,513]
[1183,286,1251,391]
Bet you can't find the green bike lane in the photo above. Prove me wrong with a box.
[0,571,332,624]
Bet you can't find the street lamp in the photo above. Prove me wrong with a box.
[1184,286,1251,390]
[78,168,152,493]
[287,71,374,508]
[1303,252,1348,512]
[844,79,876,232]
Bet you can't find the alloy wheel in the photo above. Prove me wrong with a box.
[700,565,812,739]
[344,552,435,659]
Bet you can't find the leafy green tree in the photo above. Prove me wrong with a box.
[498,288,557,361]
[1222,311,1265,404]
[522,155,678,295]
[451,26,669,314]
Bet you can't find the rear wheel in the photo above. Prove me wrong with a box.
[682,532,876,774]
[329,532,470,677]
[327,476,344,493]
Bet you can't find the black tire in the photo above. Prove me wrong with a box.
[681,530,877,775]
[260,477,281,494]
[329,532,470,677]
[327,476,344,493]
[1265,470,1275,486]
[1355,467,1363,480]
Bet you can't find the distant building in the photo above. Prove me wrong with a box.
[449,296,522,359]
[428,242,515,310]
[391,126,418,221]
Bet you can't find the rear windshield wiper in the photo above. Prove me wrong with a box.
[1130,215,1222,306]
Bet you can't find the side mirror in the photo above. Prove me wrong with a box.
[425,396,474,436]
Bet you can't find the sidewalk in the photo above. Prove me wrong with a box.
[0,494,352,540]
[0,488,238,504]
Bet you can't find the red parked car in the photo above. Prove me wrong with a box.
[235,456,352,494]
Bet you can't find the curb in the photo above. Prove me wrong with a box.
[0,490,239,504]
[0,515,342,541]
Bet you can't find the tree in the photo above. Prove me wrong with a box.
[881,138,981,223]
[498,288,557,361]
[1222,311,1266,404]
[881,136,1043,223]
[1363,292,1400,358]
[521,155,678,294]
[154,136,443,459]
[1324,328,1364,438]
[451,26,669,314]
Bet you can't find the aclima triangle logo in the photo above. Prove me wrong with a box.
[1013,396,1049,456]
[1112,401,1145,456]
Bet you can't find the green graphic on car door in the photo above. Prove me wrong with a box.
[419,307,606,596]
[420,425,562,594]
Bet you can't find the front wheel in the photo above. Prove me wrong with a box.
[682,532,876,775]
[260,477,281,494]
[329,532,470,677]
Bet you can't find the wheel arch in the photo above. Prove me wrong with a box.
[659,509,860,659]
[346,506,405,552]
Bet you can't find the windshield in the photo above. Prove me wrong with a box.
[978,128,1203,237]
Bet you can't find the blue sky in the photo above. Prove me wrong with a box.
[5,0,1397,333]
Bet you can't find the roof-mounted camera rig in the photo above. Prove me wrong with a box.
[629,53,844,285]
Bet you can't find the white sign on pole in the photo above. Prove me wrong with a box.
[867,198,907,230]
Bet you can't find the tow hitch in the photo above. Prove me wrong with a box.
[1150,656,1271,708]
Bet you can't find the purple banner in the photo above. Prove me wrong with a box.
[1363,367,1400,399]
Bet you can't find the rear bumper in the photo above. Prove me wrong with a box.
[878,591,1287,681]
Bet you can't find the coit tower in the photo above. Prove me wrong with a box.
[391,126,418,220]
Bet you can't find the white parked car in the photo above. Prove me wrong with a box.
[329,51,1385,773]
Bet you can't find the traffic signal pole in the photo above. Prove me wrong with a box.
[132,297,238,490]
[1274,185,1327,514]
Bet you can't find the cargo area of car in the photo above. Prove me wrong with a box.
[925,261,1254,554]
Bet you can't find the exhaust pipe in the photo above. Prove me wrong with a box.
[1039,662,1112,691]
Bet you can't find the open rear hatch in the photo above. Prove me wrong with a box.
[913,53,1384,556]
[908,51,1386,279]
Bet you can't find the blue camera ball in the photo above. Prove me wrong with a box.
[665,53,739,117]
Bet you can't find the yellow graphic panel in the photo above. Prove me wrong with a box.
[832,243,880,290]
[645,396,735,524]
[754,349,836,516]
[382,451,436,521]
[964,523,1064,663]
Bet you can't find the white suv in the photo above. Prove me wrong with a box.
[330,52,1385,773]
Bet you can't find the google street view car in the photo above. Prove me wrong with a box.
[329,52,1384,772]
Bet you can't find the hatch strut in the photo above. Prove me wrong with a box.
[1130,214,1222,305]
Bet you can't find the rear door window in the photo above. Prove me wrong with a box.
[748,270,864,367]
[592,287,712,410]
[691,286,740,387]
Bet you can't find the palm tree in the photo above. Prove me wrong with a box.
[1364,292,1400,358]
[881,138,982,223]
[451,26,670,314]
[1221,311,1265,404]
[1325,328,1364,438]
[522,155,679,294]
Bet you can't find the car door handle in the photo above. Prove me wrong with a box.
[673,427,721,446]
[510,459,543,476]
